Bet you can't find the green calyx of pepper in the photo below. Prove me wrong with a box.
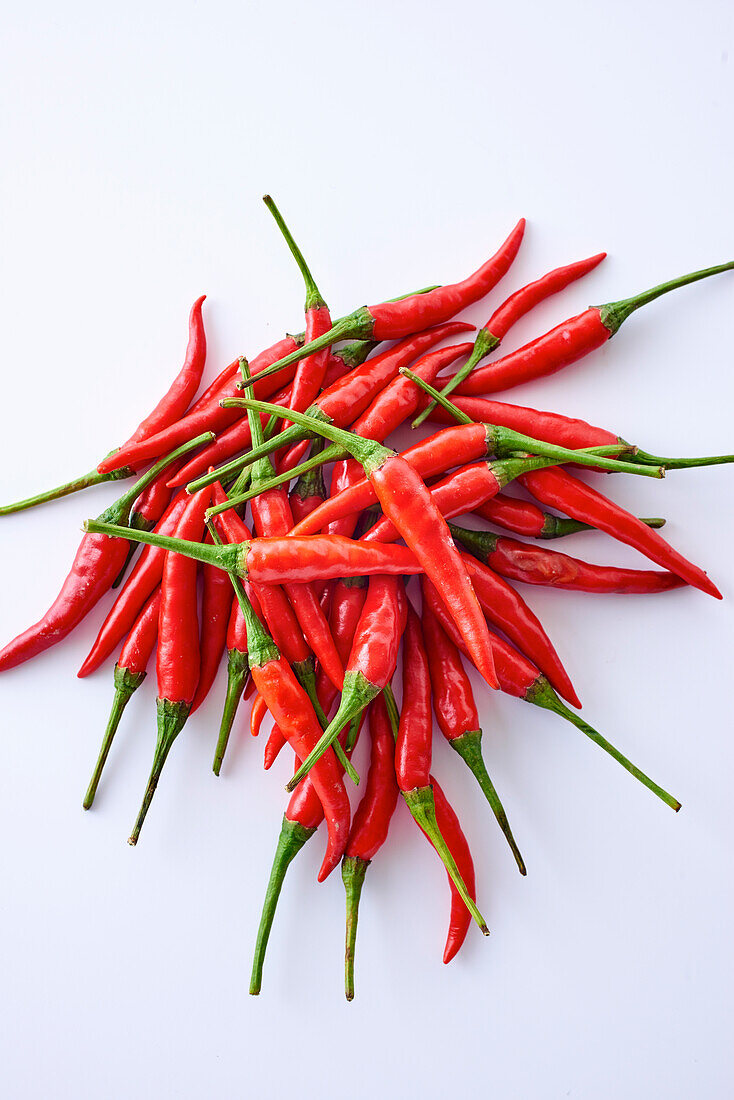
[212,647,250,776]
[250,815,317,996]
[83,664,146,810]
[598,260,734,335]
[129,697,191,845]
[449,728,526,876]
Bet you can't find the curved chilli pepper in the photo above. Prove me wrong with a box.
[234,399,499,689]
[0,433,211,673]
[241,359,344,691]
[245,219,526,383]
[189,537,233,714]
[118,296,207,451]
[421,602,525,874]
[424,776,479,964]
[98,335,302,475]
[263,196,332,428]
[83,587,161,810]
[129,483,211,844]
[286,575,407,790]
[396,605,488,935]
[449,523,687,595]
[78,492,189,677]
[421,575,681,811]
[450,260,734,397]
[167,384,296,488]
[213,594,250,775]
[250,720,359,996]
[250,693,268,739]
[342,694,400,1000]
[188,321,474,495]
[521,467,721,598]
[414,251,606,425]
[326,340,474,538]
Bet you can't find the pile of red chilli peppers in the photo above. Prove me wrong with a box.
[2,198,733,999]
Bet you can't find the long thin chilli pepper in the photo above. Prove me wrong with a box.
[474,493,665,540]
[448,260,734,397]
[250,720,359,996]
[425,394,734,472]
[78,492,189,677]
[98,335,304,474]
[82,520,426,583]
[83,587,161,810]
[421,576,681,811]
[396,606,488,935]
[228,398,499,688]
[520,467,721,598]
[209,523,351,882]
[448,523,687,595]
[287,575,407,790]
[263,195,332,427]
[0,452,135,517]
[213,594,250,775]
[190,536,233,713]
[128,483,211,844]
[413,251,606,425]
[240,219,526,384]
[0,432,212,673]
[188,321,474,494]
[425,777,480,964]
[240,358,344,691]
[342,694,400,1000]
[421,601,525,874]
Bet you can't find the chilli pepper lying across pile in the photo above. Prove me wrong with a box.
[1,196,732,1001]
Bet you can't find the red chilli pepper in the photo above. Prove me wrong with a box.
[449,523,686,595]
[82,587,161,810]
[421,601,525,874]
[245,219,525,383]
[424,776,479,964]
[474,493,622,540]
[0,434,210,673]
[342,694,400,1000]
[520,467,721,598]
[396,605,488,935]
[451,261,734,397]
[413,251,606,425]
[128,483,212,844]
[189,535,233,714]
[421,575,680,812]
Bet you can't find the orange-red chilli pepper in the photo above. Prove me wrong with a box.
[190,537,233,714]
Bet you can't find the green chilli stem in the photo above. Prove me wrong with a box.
[102,432,215,526]
[250,816,316,995]
[239,308,376,388]
[331,339,379,369]
[294,658,358,784]
[527,678,681,812]
[206,441,345,518]
[412,327,499,427]
[111,511,154,589]
[207,521,280,669]
[450,729,526,875]
[128,698,191,845]
[0,453,134,517]
[212,649,250,776]
[342,855,370,1001]
[402,786,489,935]
[286,671,377,792]
[83,518,244,575]
[382,684,400,737]
[539,515,665,538]
[83,665,145,809]
[599,260,734,334]
[632,448,734,471]
[263,195,326,312]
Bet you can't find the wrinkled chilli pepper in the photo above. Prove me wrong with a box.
[421,601,526,873]
[0,433,212,672]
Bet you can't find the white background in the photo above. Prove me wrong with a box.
[1,2,733,1097]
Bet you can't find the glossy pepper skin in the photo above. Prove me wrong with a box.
[78,493,189,677]
[118,296,207,450]
[127,483,211,845]
[190,539,233,714]
[83,587,161,810]
[421,575,681,812]
[0,434,210,673]
[451,260,734,397]
[422,601,526,874]
[240,219,525,386]
[450,523,686,595]
[474,493,610,540]
[342,694,400,1000]
[413,251,606,425]
[521,467,721,598]
[424,777,478,964]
